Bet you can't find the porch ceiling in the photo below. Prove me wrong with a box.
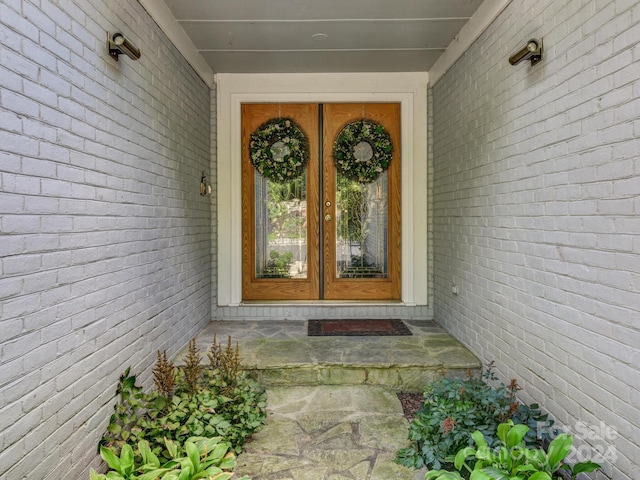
[161,0,485,73]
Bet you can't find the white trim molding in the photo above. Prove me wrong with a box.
[138,0,215,87]
[429,0,512,86]
[216,72,429,307]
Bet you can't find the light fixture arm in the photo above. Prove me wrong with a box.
[509,39,543,66]
[108,32,141,61]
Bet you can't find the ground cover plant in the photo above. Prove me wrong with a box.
[424,420,600,480]
[90,437,249,480]
[396,362,553,472]
[94,336,266,478]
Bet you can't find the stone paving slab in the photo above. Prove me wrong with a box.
[183,320,480,392]
[175,320,476,480]
[234,385,416,480]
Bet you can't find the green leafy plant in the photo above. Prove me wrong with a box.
[163,436,248,480]
[103,367,148,446]
[261,250,294,278]
[425,421,600,480]
[90,443,138,480]
[396,363,553,471]
[335,175,366,242]
[339,254,382,278]
[90,437,251,480]
[99,336,266,466]
[266,177,307,242]
[90,440,171,480]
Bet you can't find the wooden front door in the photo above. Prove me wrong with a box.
[241,102,400,301]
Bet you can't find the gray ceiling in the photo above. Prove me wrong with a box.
[162,0,485,73]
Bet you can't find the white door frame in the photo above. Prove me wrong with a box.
[216,72,428,306]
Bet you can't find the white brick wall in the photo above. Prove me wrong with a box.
[433,0,639,478]
[0,1,211,478]
[214,304,433,321]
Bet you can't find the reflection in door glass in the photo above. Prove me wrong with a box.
[255,172,307,279]
[335,172,388,278]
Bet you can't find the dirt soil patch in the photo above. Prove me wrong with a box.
[398,392,423,423]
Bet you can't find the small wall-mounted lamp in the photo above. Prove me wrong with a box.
[108,32,141,61]
[200,172,211,196]
[509,38,543,66]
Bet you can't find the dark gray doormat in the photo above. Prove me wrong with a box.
[308,319,412,336]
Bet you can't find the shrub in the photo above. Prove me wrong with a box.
[396,363,553,471]
[99,336,266,467]
[425,420,600,480]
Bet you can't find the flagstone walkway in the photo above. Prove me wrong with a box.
[235,384,417,479]
[179,319,480,480]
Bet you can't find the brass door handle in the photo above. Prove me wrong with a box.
[324,214,332,221]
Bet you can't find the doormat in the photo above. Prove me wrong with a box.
[308,319,412,336]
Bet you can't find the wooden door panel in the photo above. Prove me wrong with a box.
[241,102,400,301]
[241,103,319,300]
[322,103,401,301]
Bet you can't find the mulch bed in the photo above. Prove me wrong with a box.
[397,392,423,423]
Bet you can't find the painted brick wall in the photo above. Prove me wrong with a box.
[214,304,433,321]
[0,0,211,478]
[427,87,434,309]
[433,0,639,478]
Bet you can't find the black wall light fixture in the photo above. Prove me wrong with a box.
[108,32,141,61]
[509,39,543,66]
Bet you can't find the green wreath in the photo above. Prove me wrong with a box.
[249,117,309,183]
[333,119,393,183]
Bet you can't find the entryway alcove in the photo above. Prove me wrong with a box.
[216,73,429,314]
[241,102,401,301]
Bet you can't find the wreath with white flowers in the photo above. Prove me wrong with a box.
[333,119,393,183]
[249,118,309,183]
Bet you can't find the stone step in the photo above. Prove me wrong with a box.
[185,320,481,392]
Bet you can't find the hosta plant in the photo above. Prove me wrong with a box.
[90,437,251,480]
[425,421,600,480]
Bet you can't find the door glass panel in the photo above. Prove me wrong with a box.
[335,171,388,279]
[255,172,307,279]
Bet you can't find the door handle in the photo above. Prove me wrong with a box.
[324,214,332,221]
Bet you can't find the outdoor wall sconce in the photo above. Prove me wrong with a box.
[509,39,543,66]
[200,172,211,196]
[108,32,141,61]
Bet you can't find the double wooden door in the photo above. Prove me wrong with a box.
[241,103,400,301]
